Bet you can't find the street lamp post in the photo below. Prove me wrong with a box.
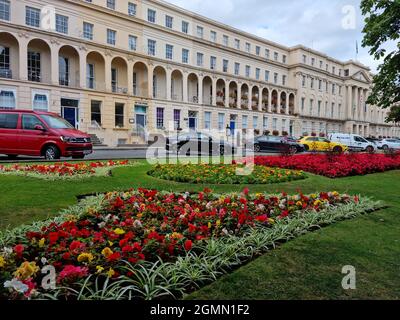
[176,126,182,162]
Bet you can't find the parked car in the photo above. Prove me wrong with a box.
[328,133,377,153]
[0,110,93,160]
[166,131,234,155]
[379,138,400,151]
[299,136,348,153]
[365,137,382,146]
[253,135,305,154]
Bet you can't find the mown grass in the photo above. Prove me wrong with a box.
[0,160,399,299]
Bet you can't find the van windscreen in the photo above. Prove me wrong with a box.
[41,115,74,129]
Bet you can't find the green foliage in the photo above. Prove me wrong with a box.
[361,0,400,121]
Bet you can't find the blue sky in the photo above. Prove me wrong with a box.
[166,0,389,72]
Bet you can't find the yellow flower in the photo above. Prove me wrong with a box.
[0,256,5,268]
[38,238,46,248]
[102,247,113,258]
[114,228,125,235]
[96,266,104,274]
[171,232,183,240]
[332,191,339,196]
[268,218,275,224]
[216,220,221,228]
[77,252,95,263]
[296,201,303,206]
[313,200,322,206]
[14,261,39,280]
[208,222,212,229]
[106,268,116,278]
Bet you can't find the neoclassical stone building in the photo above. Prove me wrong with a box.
[0,0,398,146]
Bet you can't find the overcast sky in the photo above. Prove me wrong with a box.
[166,0,389,73]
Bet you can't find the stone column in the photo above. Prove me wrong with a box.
[183,72,188,103]
[50,45,60,85]
[237,83,242,109]
[104,56,112,92]
[286,93,290,115]
[277,92,281,114]
[354,87,359,121]
[127,60,134,95]
[258,87,263,112]
[211,77,217,106]
[198,75,203,105]
[18,37,28,81]
[166,69,172,101]
[147,65,154,98]
[78,49,87,89]
[268,89,272,113]
[248,85,253,110]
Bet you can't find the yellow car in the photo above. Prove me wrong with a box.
[299,136,348,153]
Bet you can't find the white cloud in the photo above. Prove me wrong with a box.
[166,0,384,72]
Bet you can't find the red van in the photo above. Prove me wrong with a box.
[0,110,93,160]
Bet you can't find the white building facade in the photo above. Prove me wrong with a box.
[0,0,398,146]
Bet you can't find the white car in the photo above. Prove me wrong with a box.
[379,139,400,151]
[328,133,377,152]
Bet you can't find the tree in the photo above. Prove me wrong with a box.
[361,0,400,123]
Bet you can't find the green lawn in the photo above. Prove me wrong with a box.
[0,160,399,299]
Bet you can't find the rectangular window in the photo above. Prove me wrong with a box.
[318,101,321,116]
[265,70,270,82]
[107,0,115,10]
[58,56,69,86]
[115,103,124,127]
[256,46,261,56]
[319,80,322,90]
[182,21,189,34]
[166,44,173,60]
[210,56,216,70]
[148,9,156,23]
[86,63,95,89]
[204,111,211,130]
[253,116,258,129]
[107,29,116,45]
[56,14,68,34]
[265,49,270,59]
[301,98,305,112]
[231,63,239,76]
[272,118,277,130]
[302,76,306,87]
[210,31,217,42]
[263,117,268,130]
[129,35,137,51]
[197,26,204,38]
[234,39,240,50]
[33,93,48,111]
[173,109,181,129]
[256,68,260,80]
[311,58,315,66]
[182,49,189,64]
[245,42,251,53]
[242,115,248,129]
[165,15,173,28]
[0,0,10,21]
[83,22,93,40]
[282,75,286,86]
[310,99,314,115]
[218,113,225,131]
[223,59,229,73]
[245,65,250,77]
[274,73,278,84]
[91,101,102,125]
[282,55,287,64]
[0,90,16,109]
[128,2,136,16]
[274,52,278,61]
[156,107,164,129]
[28,51,41,82]
[111,68,118,92]
[310,78,314,89]
[26,6,40,27]
[148,39,156,56]
[223,35,229,46]
[197,52,204,67]
[302,55,307,63]
[0,47,10,78]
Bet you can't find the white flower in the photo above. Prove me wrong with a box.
[257,204,266,211]
[2,247,13,257]
[222,228,229,236]
[4,279,29,294]
[98,222,106,229]
[41,257,48,265]
[133,220,143,228]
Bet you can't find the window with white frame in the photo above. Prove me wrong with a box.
[263,117,268,130]
[281,119,286,132]
[210,31,217,42]
[204,111,211,130]
[319,60,323,68]
[28,51,41,82]
[319,79,322,91]
[245,65,250,77]
[165,15,173,28]
[265,70,270,82]
[182,49,189,64]
[242,115,248,129]
[129,35,137,51]
[256,46,261,56]
[245,42,251,53]
[148,9,156,23]
[273,73,278,84]
[234,39,240,50]
[265,49,270,59]
[302,75,306,87]
[26,6,40,27]
[282,55,287,64]
[148,39,156,56]
[197,52,203,67]
[256,68,260,80]
[128,2,136,16]
[107,0,115,10]
[223,35,229,46]
[218,113,225,131]
[234,62,240,76]
[83,22,93,40]
[156,107,164,129]
[182,21,189,34]
[282,75,286,86]
[253,116,258,129]
[223,59,229,73]
[0,0,10,21]
[32,91,49,111]
[332,83,336,94]
[0,88,16,109]
[318,101,321,116]
[310,78,314,89]
[197,26,204,38]
[301,97,305,112]
[274,52,278,61]
[107,29,116,45]
[311,57,315,66]
[166,44,173,60]
[302,54,307,63]
[210,56,216,70]
[55,14,69,34]
[272,118,277,130]
[86,63,95,89]
[0,46,10,77]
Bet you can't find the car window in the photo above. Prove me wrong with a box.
[319,138,330,143]
[354,136,367,143]
[307,137,317,142]
[0,113,19,129]
[22,115,44,130]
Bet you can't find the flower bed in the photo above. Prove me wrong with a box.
[148,163,306,184]
[0,160,132,180]
[0,188,381,300]
[247,153,400,178]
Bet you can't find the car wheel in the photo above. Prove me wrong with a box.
[44,145,60,160]
[304,144,310,151]
[289,146,297,155]
[366,146,374,153]
[254,144,261,153]
[333,146,343,154]
[6,155,18,160]
[382,145,389,151]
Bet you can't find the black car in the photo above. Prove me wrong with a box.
[166,132,234,156]
[253,135,305,154]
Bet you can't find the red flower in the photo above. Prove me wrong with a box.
[69,240,83,252]
[184,240,193,251]
[107,252,121,262]
[14,244,24,258]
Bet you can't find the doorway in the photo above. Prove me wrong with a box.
[61,98,79,128]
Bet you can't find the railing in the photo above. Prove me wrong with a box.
[172,94,183,101]
[0,69,12,79]
[89,120,104,130]
[112,86,128,94]
[28,71,41,82]
[190,96,198,103]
